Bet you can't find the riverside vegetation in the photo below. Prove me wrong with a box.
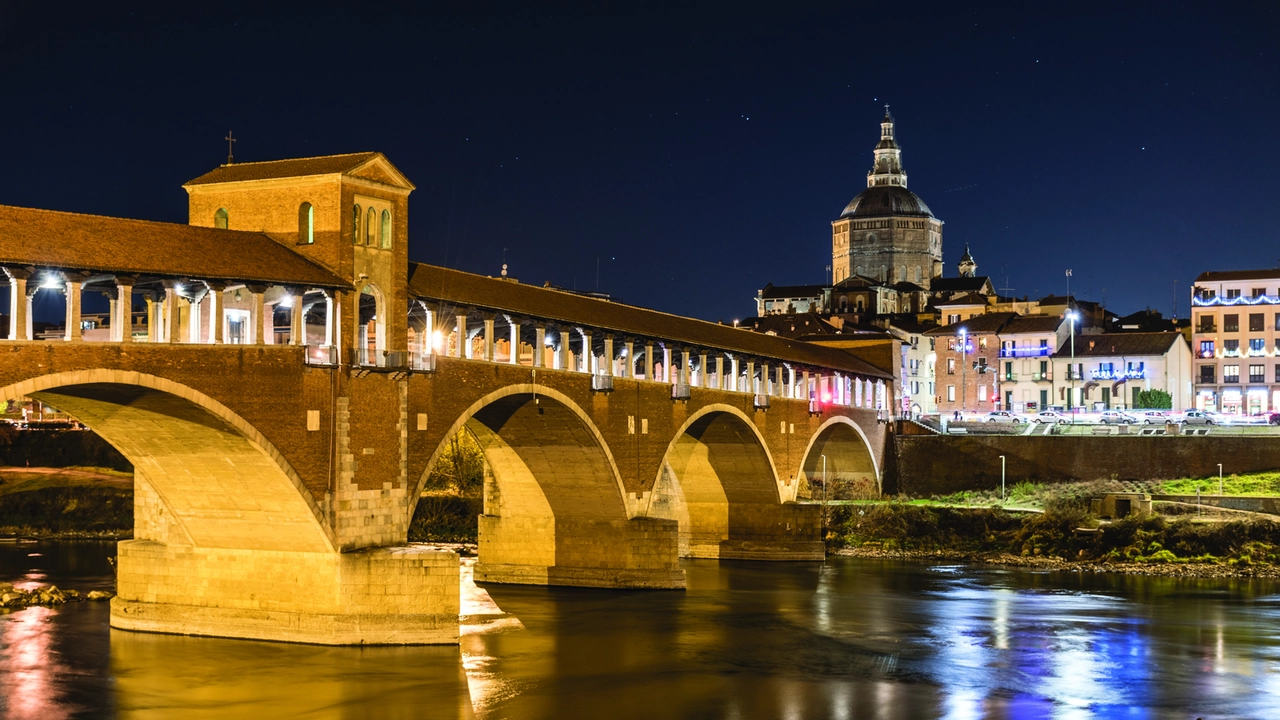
[828,475,1280,576]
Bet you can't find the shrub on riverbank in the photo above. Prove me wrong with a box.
[829,502,1280,565]
[0,485,132,535]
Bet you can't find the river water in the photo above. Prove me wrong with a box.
[2,541,1279,719]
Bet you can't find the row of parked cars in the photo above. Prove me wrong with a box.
[971,409,1280,426]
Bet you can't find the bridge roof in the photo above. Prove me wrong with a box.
[0,204,349,288]
[407,263,893,379]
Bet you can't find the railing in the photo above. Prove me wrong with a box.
[1199,375,1216,385]
[592,374,615,392]
[754,393,770,409]
[1065,370,1083,381]
[1224,377,1240,384]
[410,353,437,372]
[1004,373,1016,382]
[305,344,337,366]
[384,351,409,369]
[671,382,691,400]
[1032,371,1052,381]
[1195,325,1217,334]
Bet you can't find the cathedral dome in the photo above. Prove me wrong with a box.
[839,185,934,220]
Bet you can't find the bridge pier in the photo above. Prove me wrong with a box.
[112,541,459,645]
[474,515,684,588]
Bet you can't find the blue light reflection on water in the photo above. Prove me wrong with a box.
[3,544,1280,718]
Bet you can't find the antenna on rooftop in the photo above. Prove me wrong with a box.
[225,131,236,164]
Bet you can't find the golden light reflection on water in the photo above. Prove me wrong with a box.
[0,606,65,720]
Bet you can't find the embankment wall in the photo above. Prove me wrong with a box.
[892,435,1280,496]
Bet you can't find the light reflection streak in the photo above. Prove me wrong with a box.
[0,606,65,720]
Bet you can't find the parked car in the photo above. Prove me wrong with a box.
[1033,410,1071,424]
[1134,410,1169,424]
[1178,410,1216,425]
[984,410,1022,424]
[1099,411,1136,425]
[1267,412,1280,426]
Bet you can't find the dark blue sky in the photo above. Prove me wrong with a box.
[2,2,1277,323]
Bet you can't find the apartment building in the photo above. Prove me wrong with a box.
[1191,269,1280,415]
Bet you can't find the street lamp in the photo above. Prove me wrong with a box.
[1066,310,1079,414]
[959,327,968,418]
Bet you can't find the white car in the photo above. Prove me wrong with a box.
[1099,411,1136,425]
[1033,410,1071,424]
[1134,410,1169,424]
[1178,410,1217,425]
[984,411,1023,424]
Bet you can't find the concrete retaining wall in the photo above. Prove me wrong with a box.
[892,435,1280,497]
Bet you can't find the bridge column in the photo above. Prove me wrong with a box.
[775,365,784,396]
[533,326,546,367]
[482,317,496,361]
[580,330,592,373]
[716,356,725,390]
[115,278,134,343]
[289,290,304,345]
[63,275,84,342]
[680,349,691,388]
[247,285,266,346]
[161,282,180,343]
[508,320,520,364]
[5,269,30,341]
[746,361,756,394]
[603,336,614,377]
[662,346,672,383]
[204,282,225,344]
[730,357,740,391]
[644,343,655,380]
[802,370,811,404]
[622,340,634,378]
[699,353,709,388]
[558,330,570,369]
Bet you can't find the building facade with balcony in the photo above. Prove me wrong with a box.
[1191,269,1280,415]
[889,318,937,416]
[1050,332,1191,412]
[924,312,1014,416]
[994,315,1066,413]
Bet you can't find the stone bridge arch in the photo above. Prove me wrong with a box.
[648,404,823,560]
[415,383,682,588]
[797,416,881,499]
[0,369,332,552]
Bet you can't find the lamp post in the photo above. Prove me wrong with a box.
[1000,455,1007,501]
[1066,310,1079,414]
[959,327,967,418]
[1218,463,1224,495]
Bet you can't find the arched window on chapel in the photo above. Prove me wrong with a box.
[380,209,392,249]
[365,207,376,246]
[352,204,362,245]
[298,202,314,244]
[214,208,229,229]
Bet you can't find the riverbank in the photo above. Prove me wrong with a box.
[827,498,1280,578]
[0,467,133,538]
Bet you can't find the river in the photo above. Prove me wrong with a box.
[1,541,1278,719]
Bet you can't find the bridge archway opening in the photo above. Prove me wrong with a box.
[0,374,331,553]
[650,407,783,558]
[357,283,386,363]
[417,386,678,586]
[799,417,880,501]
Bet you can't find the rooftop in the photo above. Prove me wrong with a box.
[924,312,1019,336]
[0,204,348,288]
[184,152,413,188]
[407,263,892,378]
[759,283,827,300]
[1053,331,1184,358]
[1000,315,1064,334]
[1194,269,1280,283]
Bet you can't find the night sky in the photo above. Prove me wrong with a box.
[2,2,1278,324]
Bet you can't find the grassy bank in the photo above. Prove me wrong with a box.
[0,467,133,537]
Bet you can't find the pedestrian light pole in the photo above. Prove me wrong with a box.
[1066,310,1079,413]
[959,327,967,418]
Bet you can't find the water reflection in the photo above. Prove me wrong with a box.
[2,544,1280,718]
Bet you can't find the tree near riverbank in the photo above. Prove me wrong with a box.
[408,429,485,542]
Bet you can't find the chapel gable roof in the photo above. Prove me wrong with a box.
[184,152,415,190]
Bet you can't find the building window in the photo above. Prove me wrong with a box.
[1250,313,1264,332]
[1039,360,1048,379]
[1004,361,1013,381]
[948,314,960,324]
[1224,314,1239,332]
[1250,338,1266,355]
[1225,339,1240,356]
[1226,289,1241,299]
[298,202,314,244]
[1254,288,1267,298]
[947,358,956,374]
[1275,313,1280,331]
[1250,364,1266,383]
[1199,365,1215,384]
[1196,314,1215,333]
[380,209,392,249]
[978,385,987,402]
[947,385,956,402]
[214,208,229,229]
[366,207,376,245]
[1275,364,1280,383]
[352,204,362,244]
[1224,365,1240,383]
[1199,340,1215,358]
